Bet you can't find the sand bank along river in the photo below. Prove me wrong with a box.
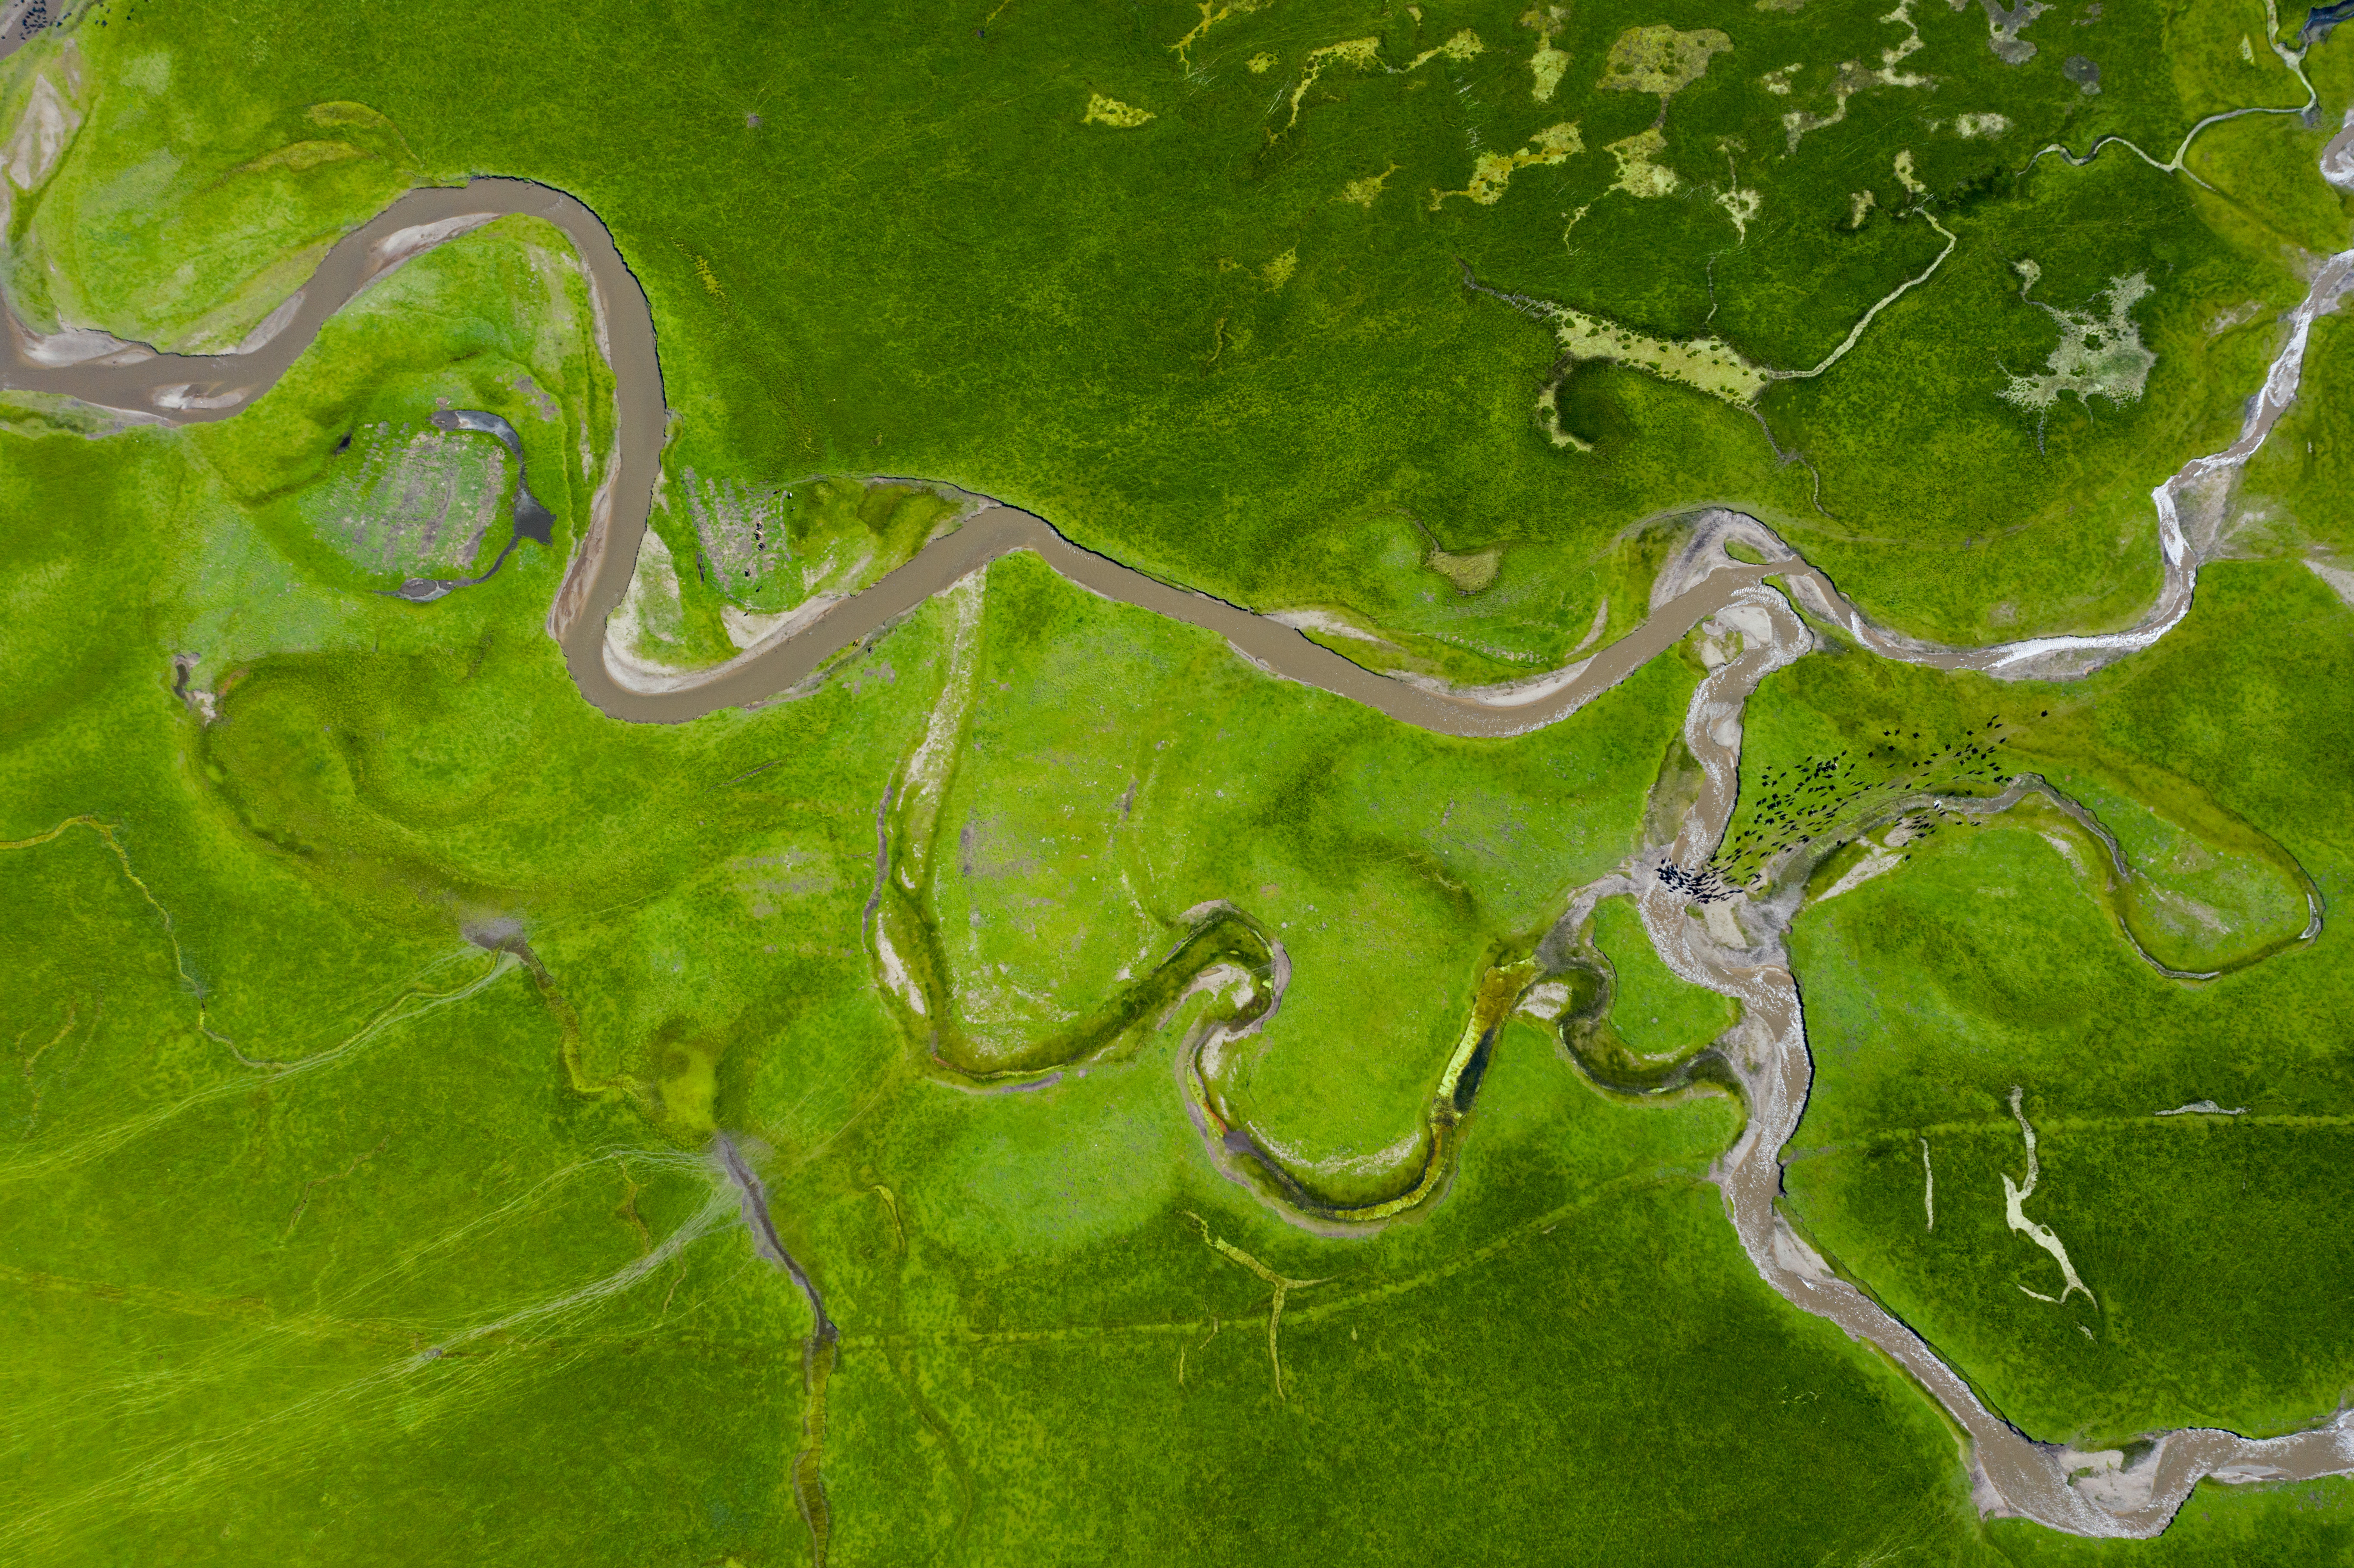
[8,120,2354,1535]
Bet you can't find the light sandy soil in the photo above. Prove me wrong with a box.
[2,67,78,188]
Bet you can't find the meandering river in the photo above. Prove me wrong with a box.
[9,121,2354,1535]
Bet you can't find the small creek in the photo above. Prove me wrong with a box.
[7,116,2354,1534]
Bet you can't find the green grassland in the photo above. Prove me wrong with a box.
[2,0,2347,668]
[869,548,1695,1209]
[753,478,959,614]
[634,473,965,671]
[0,59,421,352]
[1994,1478,2354,1565]
[6,0,2354,1560]
[1765,145,2310,642]
[17,370,2340,1553]
[802,1018,2023,1566]
[0,274,1989,1557]
[23,235,2349,1556]
[0,422,806,1560]
[2054,771,2314,975]
[0,392,2003,1562]
[1786,822,2354,1444]
[2236,306,2354,569]
[189,214,613,602]
[1589,892,1739,1061]
[1761,561,2354,1447]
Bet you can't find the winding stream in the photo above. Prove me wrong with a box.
[8,115,2354,1536]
